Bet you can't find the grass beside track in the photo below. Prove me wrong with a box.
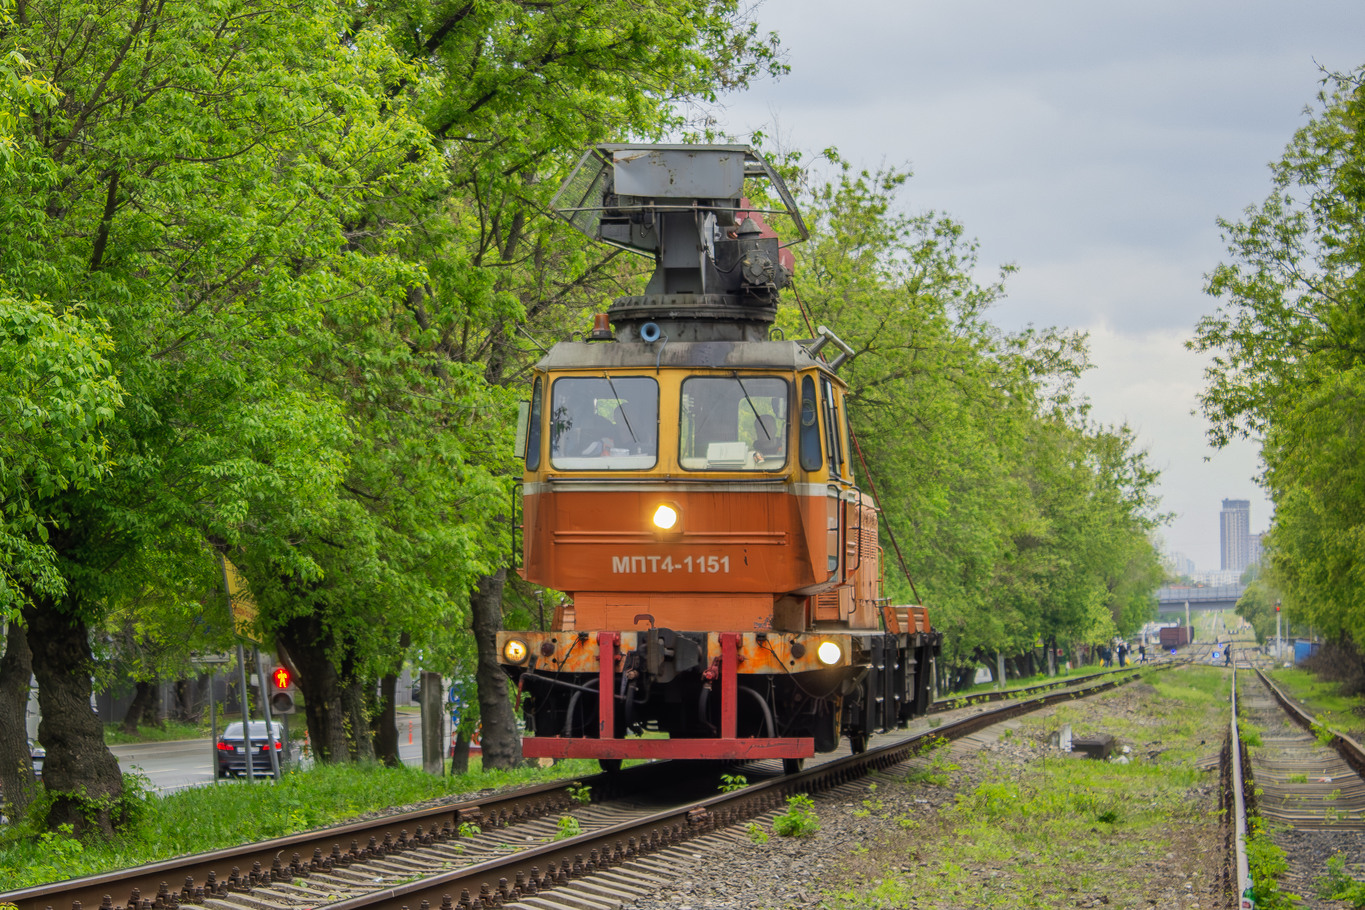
[822,665,1231,909]
[0,757,601,890]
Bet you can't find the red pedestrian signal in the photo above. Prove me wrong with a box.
[269,666,297,715]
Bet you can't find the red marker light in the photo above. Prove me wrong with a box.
[272,667,291,689]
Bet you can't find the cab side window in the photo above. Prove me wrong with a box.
[525,377,543,470]
[799,375,823,471]
[821,376,845,475]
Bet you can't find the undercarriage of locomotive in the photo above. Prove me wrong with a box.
[505,627,938,757]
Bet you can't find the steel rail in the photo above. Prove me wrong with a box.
[0,778,591,910]
[926,661,1169,715]
[1228,661,1253,908]
[1255,668,1365,779]
[3,667,1155,910]
[321,671,1150,910]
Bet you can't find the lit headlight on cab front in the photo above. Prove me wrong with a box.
[816,640,843,666]
[652,504,678,530]
[502,637,529,665]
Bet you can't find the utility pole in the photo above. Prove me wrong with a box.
[1275,600,1282,663]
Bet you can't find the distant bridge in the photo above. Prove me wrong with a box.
[1156,584,1246,614]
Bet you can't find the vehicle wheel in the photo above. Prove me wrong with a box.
[598,758,623,773]
[782,758,805,775]
[849,731,869,754]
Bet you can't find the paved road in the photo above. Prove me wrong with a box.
[111,713,433,792]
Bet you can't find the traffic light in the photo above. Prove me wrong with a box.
[269,665,298,715]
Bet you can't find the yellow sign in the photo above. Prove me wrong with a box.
[221,555,260,644]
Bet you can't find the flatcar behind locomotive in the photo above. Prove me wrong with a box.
[498,144,941,771]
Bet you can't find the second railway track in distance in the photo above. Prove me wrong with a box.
[0,668,1151,910]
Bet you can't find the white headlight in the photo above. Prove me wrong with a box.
[652,504,678,530]
[502,638,529,664]
[817,640,842,665]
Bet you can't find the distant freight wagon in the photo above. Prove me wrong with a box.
[1158,626,1192,649]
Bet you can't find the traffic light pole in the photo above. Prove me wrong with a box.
[235,641,255,784]
[254,648,281,780]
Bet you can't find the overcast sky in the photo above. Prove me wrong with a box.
[712,0,1365,571]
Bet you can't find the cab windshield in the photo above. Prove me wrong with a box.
[549,376,659,470]
[679,376,788,471]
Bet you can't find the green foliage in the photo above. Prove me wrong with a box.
[1193,66,1365,649]
[719,773,749,793]
[0,758,599,887]
[103,721,206,746]
[457,822,482,838]
[0,0,794,809]
[1246,821,1301,909]
[779,158,1163,671]
[10,824,83,885]
[746,821,769,844]
[554,815,581,840]
[772,793,820,837]
[822,667,1242,908]
[566,782,592,805]
[1316,854,1365,905]
[904,737,959,787]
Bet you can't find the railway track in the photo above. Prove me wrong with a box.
[1241,671,1365,831]
[1,667,1152,910]
[1225,665,1365,906]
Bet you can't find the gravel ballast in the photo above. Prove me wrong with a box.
[624,673,1235,910]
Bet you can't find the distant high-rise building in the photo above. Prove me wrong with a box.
[1220,499,1251,573]
[1249,532,1265,567]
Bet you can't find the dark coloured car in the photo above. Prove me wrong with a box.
[215,721,285,778]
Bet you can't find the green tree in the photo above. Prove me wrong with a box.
[326,0,787,768]
[0,0,434,834]
[777,160,1162,687]
[1192,66,1365,653]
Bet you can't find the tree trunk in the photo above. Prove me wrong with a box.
[450,728,471,775]
[343,677,375,763]
[373,631,408,768]
[146,680,165,727]
[375,671,400,767]
[122,680,154,735]
[171,675,199,723]
[471,568,521,769]
[0,620,38,822]
[23,597,125,837]
[277,615,349,762]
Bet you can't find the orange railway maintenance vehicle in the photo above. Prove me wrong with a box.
[497,144,941,772]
